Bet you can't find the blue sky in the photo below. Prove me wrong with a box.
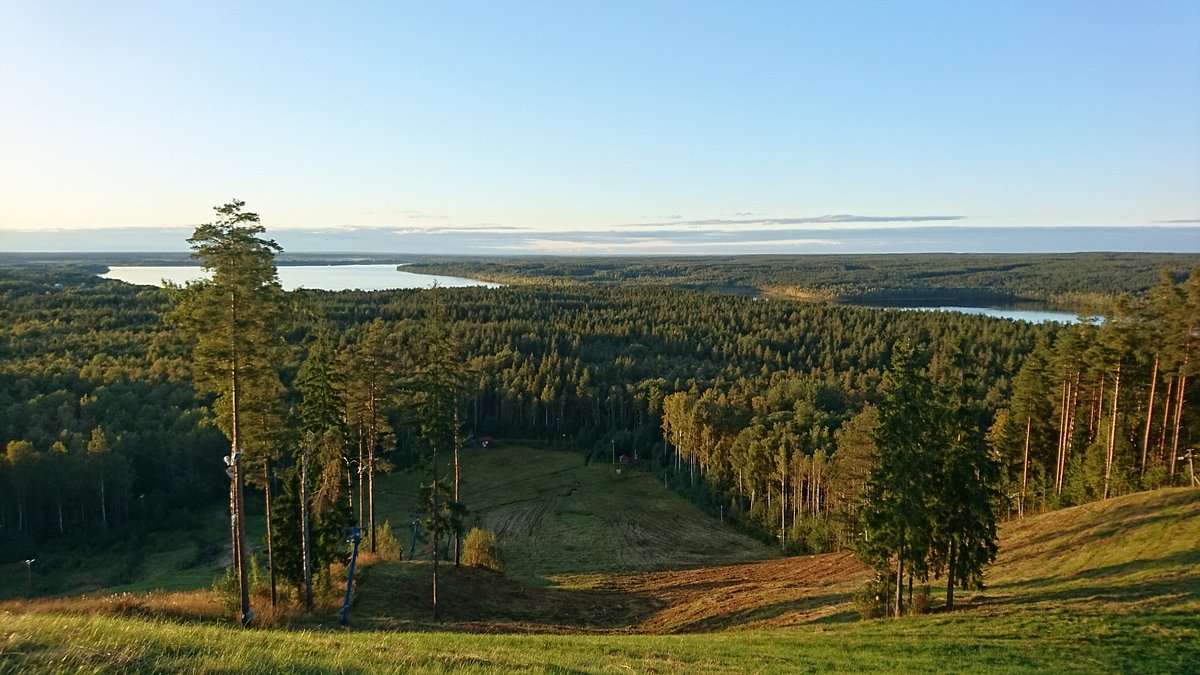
[1,0,1198,254]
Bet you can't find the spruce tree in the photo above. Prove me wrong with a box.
[859,345,937,617]
[294,330,350,611]
[929,354,999,611]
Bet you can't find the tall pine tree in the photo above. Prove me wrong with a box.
[169,199,285,627]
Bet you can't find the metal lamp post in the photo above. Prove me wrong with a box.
[23,558,35,597]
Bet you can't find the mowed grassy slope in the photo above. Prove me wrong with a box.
[372,445,776,583]
[3,455,1198,672]
[985,487,1200,616]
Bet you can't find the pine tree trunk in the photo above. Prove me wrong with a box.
[1141,356,1159,475]
[368,439,377,553]
[432,442,441,621]
[357,430,365,528]
[1088,380,1100,437]
[794,472,800,525]
[229,313,251,628]
[1104,362,1121,499]
[1170,371,1187,477]
[946,539,956,611]
[368,389,379,553]
[1064,372,1081,489]
[454,408,462,567]
[265,461,276,607]
[1158,378,1174,464]
[1056,378,1070,494]
[1021,415,1031,517]
[780,476,787,551]
[235,465,249,623]
[99,470,108,532]
[895,535,905,618]
[301,446,313,613]
[229,469,240,612]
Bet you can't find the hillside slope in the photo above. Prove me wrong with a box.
[365,452,1200,637]
[983,488,1200,618]
[372,445,776,583]
[357,488,1200,635]
[4,489,1197,673]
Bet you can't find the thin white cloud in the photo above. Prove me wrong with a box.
[388,224,531,235]
[626,214,967,229]
[488,237,842,254]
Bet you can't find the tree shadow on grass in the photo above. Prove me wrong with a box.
[809,608,861,625]
[354,561,665,632]
[665,591,856,633]
[990,549,1200,608]
[353,561,865,634]
[999,491,1199,567]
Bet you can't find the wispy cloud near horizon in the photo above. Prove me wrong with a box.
[3,223,1199,255]
[490,237,844,254]
[627,214,968,229]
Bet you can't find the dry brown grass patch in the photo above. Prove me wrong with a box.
[0,590,223,622]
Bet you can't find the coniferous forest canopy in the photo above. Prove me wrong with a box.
[403,252,1200,309]
[1,249,1197,615]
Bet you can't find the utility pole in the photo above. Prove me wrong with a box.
[24,558,35,597]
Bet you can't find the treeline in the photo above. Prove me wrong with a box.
[0,268,226,551]
[990,270,1200,514]
[405,252,1200,309]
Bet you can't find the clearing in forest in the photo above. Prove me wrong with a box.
[374,444,776,583]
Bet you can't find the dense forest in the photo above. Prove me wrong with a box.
[405,252,1200,310]
[2,250,1196,614]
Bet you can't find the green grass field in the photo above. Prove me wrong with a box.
[2,445,1197,673]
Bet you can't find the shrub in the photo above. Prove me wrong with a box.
[853,576,894,619]
[786,517,834,555]
[375,520,403,561]
[908,585,930,615]
[461,528,505,573]
[212,565,239,614]
[249,551,264,593]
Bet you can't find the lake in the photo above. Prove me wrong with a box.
[100,264,500,291]
[876,305,1084,323]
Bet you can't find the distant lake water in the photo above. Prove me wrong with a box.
[875,305,1083,324]
[100,264,500,291]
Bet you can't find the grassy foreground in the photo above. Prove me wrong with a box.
[3,604,1194,673]
[2,447,1197,672]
